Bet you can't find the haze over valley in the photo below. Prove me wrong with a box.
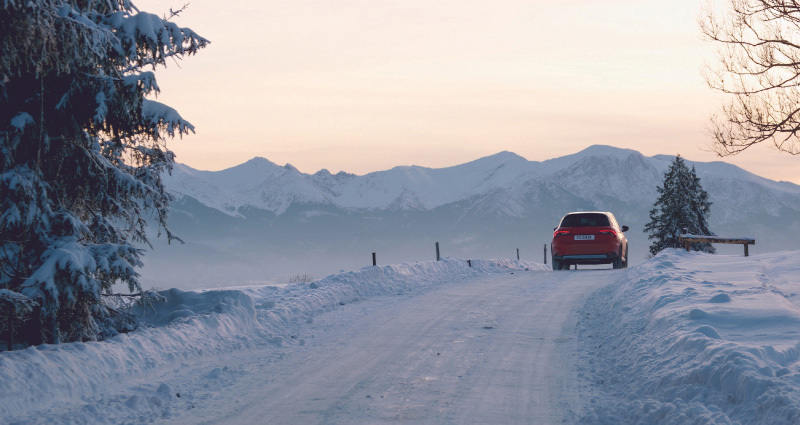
[140,145,800,290]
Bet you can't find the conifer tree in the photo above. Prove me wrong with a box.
[644,156,715,256]
[1,1,207,346]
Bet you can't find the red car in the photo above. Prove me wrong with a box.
[551,211,629,270]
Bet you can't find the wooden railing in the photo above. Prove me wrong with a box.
[678,234,756,256]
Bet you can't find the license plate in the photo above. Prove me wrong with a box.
[574,235,595,241]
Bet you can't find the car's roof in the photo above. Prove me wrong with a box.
[564,211,613,216]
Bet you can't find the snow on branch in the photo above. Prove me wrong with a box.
[103,10,210,71]
[142,99,194,137]
[9,112,33,131]
[0,289,37,315]
[123,71,159,94]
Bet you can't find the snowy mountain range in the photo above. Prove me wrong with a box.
[166,150,545,216]
[141,145,800,289]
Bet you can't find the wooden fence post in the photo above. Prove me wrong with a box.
[516,248,520,260]
[682,228,690,251]
[543,244,547,265]
[372,252,376,266]
[436,242,440,261]
[467,259,472,268]
[7,312,13,352]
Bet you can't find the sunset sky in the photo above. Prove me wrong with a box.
[135,0,800,183]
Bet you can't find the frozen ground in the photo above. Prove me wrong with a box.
[2,251,800,424]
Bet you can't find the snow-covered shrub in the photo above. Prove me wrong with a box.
[0,1,207,347]
[288,273,316,284]
[100,290,166,337]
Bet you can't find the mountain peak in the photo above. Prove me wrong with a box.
[486,151,527,162]
[241,156,277,168]
[456,151,528,171]
[574,144,638,158]
[543,144,641,169]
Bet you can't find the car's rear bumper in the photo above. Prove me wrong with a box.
[553,253,619,265]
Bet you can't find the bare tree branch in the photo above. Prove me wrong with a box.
[702,0,800,155]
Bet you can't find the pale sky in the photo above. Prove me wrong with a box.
[135,0,800,183]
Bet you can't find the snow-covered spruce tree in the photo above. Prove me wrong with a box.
[644,155,715,256]
[0,1,207,347]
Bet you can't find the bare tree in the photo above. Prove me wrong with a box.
[701,0,800,156]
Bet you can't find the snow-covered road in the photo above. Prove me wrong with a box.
[7,251,800,424]
[165,269,612,424]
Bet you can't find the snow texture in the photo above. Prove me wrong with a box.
[579,249,800,424]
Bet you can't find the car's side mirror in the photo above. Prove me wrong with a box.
[621,225,629,232]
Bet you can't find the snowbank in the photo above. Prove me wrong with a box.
[6,250,800,424]
[0,257,543,423]
[579,249,800,424]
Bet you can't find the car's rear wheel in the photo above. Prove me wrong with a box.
[552,259,570,270]
[612,248,623,269]
[623,247,629,268]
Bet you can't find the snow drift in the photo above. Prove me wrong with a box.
[579,249,800,424]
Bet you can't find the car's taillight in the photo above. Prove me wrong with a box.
[554,230,570,237]
[598,229,617,236]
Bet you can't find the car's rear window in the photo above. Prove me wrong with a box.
[560,213,610,227]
